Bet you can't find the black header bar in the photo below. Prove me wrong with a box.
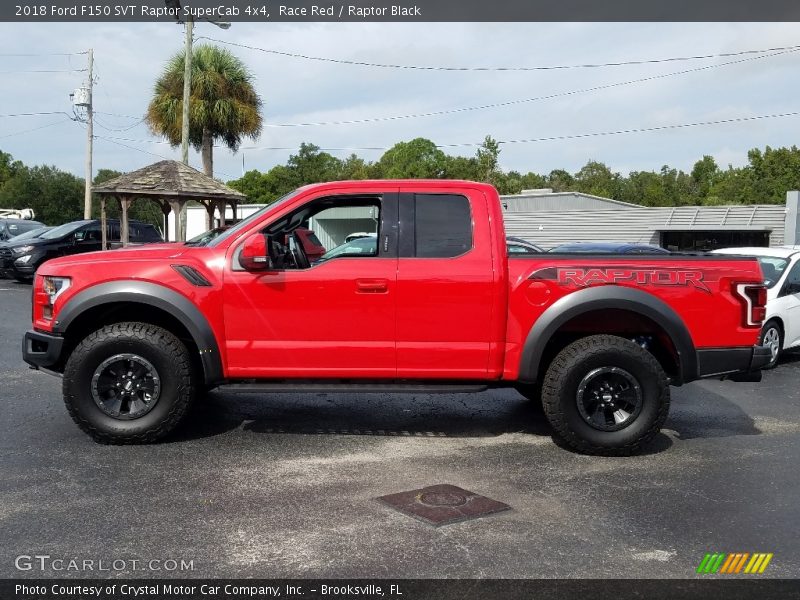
[3,0,800,22]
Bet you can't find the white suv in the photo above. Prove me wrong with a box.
[712,246,800,368]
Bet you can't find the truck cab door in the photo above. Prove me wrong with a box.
[223,191,399,378]
[395,188,498,378]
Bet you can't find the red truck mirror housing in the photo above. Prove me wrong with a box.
[240,234,271,271]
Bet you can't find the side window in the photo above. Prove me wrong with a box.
[310,203,381,263]
[784,260,800,294]
[414,194,472,258]
[237,195,388,271]
[75,224,101,242]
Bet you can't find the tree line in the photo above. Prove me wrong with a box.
[2,140,799,228]
[227,137,800,208]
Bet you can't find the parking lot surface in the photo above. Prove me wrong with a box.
[1,282,799,578]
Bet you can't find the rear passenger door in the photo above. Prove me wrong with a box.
[395,189,496,378]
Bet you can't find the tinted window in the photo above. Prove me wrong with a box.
[414,194,472,258]
[130,224,162,242]
[784,260,800,293]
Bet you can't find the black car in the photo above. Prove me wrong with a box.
[506,236,544,254]
[1,218,162,281]
[548,241,670,254]
[0,218,45,242]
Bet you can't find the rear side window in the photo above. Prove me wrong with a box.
[414,194,472,258]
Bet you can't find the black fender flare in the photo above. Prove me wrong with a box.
[518,285,697,384]
[54,280,224,385]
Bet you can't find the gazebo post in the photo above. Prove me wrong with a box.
[229,200,238,224]
[204,200,216,231]
[100,197,107,250]
[169,199,185,242]
[160,200,172,242]
[119,195,132,247]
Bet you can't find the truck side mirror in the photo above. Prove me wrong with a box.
[240,233,273,271]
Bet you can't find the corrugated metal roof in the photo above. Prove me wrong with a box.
[503,205,786,249]
[500,191,640,212]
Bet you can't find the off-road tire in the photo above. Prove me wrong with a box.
[541,334,670,456]
[759,319,783,370]
[63,322,196,444]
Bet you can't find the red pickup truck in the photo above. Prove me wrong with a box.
[22,180,771,455]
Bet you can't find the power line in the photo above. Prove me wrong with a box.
[236,110,800,152]
[0,51,87,56]
[0,119,72,140]
[56,47,798,131]
[0,111,73,118]
[260,47,799,128]
[93,133,237,180]
[0,69,87,73]
[200,37,800,72]
[446,111,800,147]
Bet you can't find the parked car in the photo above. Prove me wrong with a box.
[0,218,45,242]
[3,218,162,282]
[711,246,800,367]
[549,242,670,254]
[317,235,378,262]
[186,227,229,246]
[0,226,52,278]
[507,236,544,254]
[23,180,770,455]
[345,232,378,243]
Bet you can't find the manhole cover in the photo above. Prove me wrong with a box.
[419,491,467,507]
[377,484,511,526]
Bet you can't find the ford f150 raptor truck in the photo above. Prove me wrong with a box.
[22,180,771,455]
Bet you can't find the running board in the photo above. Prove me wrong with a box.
[216,381,489,394]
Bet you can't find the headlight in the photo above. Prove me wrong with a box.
[42,276,71,305]
[11,245,34,255]
[14,255,32,264]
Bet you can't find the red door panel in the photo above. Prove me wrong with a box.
[396,189,496,378]
[223,258,397,378]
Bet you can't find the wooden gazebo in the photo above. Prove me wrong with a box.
[92,160,246,246]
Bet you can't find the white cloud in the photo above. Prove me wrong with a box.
[1,21,799,181]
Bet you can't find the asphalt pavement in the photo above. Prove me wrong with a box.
[1,281,798,578]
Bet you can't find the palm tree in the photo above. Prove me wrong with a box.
[146,44,263,176]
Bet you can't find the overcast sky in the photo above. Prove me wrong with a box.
[1,21,799,182]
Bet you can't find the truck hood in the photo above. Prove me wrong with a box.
[42,244,187,269]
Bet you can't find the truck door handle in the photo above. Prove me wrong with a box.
[356,279,389,293]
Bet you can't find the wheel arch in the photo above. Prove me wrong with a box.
[54,281,224,386]
[518,285,697,385]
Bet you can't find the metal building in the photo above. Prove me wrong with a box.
[501,189,800,251]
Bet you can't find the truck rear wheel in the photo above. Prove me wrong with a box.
[63,322,196,444]
[541,334,670,456]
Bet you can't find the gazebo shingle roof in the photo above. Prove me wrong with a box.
[93,160,245,201]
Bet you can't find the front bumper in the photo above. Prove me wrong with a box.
[22,330,64,371]
[696,345,772,383]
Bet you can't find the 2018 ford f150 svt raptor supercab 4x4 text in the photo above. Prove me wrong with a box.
[22,180,772,455]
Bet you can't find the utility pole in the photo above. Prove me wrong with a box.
[83,48,93,219]
[181,17,192,164]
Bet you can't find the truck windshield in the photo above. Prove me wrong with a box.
[205,191,300,248]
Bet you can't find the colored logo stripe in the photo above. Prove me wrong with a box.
[697,553,773,574]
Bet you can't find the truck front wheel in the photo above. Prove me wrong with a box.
[541,334,670,456]
[63,322,196,444]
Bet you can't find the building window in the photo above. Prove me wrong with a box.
[660,230,770,252]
